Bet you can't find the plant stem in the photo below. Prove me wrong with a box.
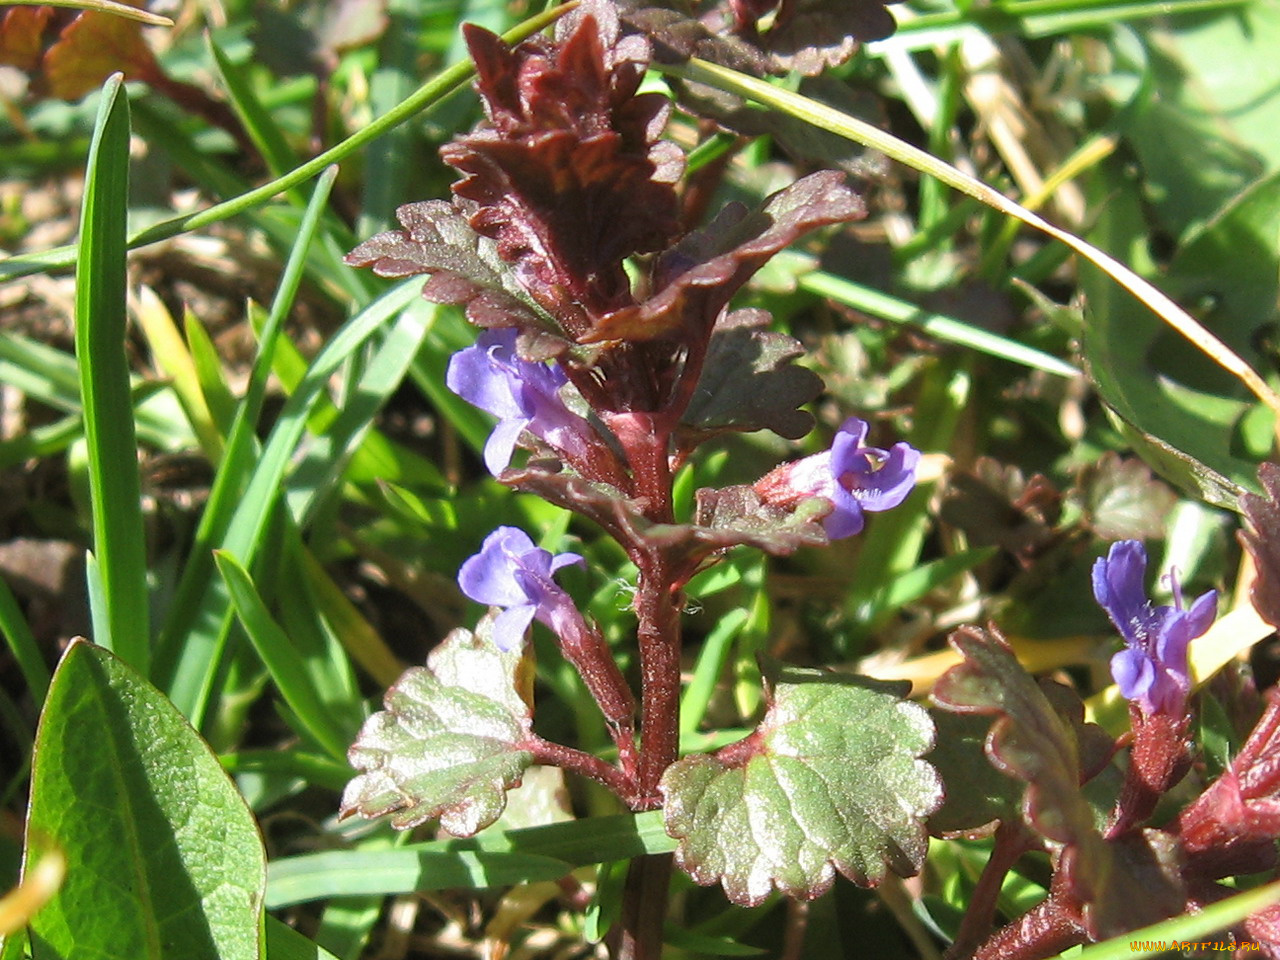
[526,737,638,802]
[947,821,1036,960]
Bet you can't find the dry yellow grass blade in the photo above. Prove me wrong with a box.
[6,0,173,27]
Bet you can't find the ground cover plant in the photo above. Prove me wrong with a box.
[2,0,1280,956]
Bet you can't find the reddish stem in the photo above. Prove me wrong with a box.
[526,736,638,803]
[947,821,1037,960]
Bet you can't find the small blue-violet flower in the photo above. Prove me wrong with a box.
[458,526,585,651]
[754,416,920,539]
[446,328,590,475]
[1092,539,1218,718]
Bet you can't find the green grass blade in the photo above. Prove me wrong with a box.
[214,551,354,761]
[75,74,149,671]
[798,269,1079,377]
[0,575,51,703]
[158,279,423,721]
[0,3,577,282]
[283,301,435,527]
[207,36,302,182]
[266,811,678,907]
[680,608,749,737]
[155,167,339,718]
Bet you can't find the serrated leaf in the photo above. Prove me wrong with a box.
[1072,452,1176,541]
[690,484,829,556]
[1239,461,1280,628]
[344,200,545,331]
[22,640,265,960]
[341,615,536,837]
[681,308,822,441]
[933,626,1112,899]
[660,662,941,906]
[587,171,863,343]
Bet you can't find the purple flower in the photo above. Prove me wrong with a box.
[1093,539,1218,717]
[446,329,590,475]
[754,417,920,539]
[458,526,585,651]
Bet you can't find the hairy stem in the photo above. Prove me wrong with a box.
[947,821,1037,960]
[526,736,638,802]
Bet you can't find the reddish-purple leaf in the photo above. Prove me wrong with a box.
[1239,461,1280,629]
[588,170,863,343]
[44,8,159,100]
[933,625,1112,900]
[0,5,52,71]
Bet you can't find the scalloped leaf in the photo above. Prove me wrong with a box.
[933,626,1113,899]
[1072,451,1176,541]
[344,199,546,332]
[660,662,941,906]
[689,483,829,556]
[587,171,864,343]
[681,308,823,441]
[341,614,536,837]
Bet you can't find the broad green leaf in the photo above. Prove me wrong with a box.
[263,917,340,960]
[1082,169,1280,507]
[660,661,941,906]
[22,640,265,960]
[341,615,536,836]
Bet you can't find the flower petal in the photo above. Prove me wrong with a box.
[490,603,537,651]
[1111,646,1156,706]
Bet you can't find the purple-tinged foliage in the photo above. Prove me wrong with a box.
[1176,690,1280,879]
[1239,461,1280,629]
[754,416,918,539]
[458,526,585,651]
[612,0,902,76]
[442,6,684,333]
[446,329,596,475]
[1092,540,1217,719]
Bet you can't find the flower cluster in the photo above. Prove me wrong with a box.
[753,416,919,539]
[445,328,594,475]
[1092,539,1217,718]
[457,526,585,650]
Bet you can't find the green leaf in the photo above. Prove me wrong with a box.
[926,710,1021,837]
[75,73,149,672]
[22,640,265,960]
[341,614,536,837]
[1071,452,1176,541]
[264,916,340,960]
[1082,169,1280,507]
[660,661,941,906]
[682,308,823,441]
[214,550,357,762]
